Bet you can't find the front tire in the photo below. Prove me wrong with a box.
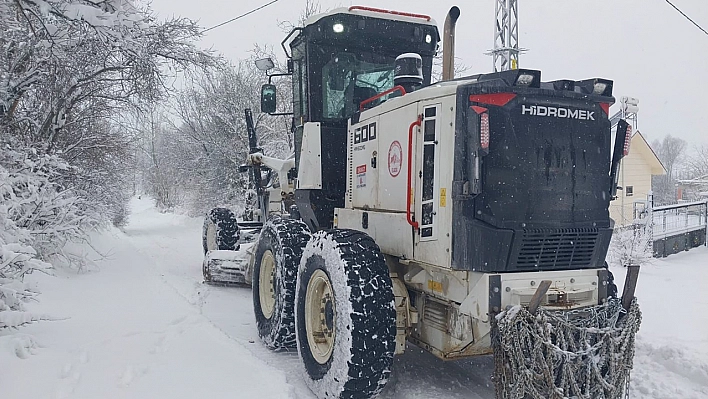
[252,216,310,350]
[202,207,240,254]
[296,229,396,399]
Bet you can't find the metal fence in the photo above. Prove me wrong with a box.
[650,201,708,257]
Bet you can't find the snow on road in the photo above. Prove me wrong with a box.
[1,199,293,399]
[3,197,708,399]
[610,247,708,399]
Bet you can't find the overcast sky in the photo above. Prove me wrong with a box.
[149,0,708,147]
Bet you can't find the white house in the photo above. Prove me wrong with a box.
[609,131,666,227]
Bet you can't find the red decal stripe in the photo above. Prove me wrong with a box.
[469,93,517,107]
[599,102,610,115]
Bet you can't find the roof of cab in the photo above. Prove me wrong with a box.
[304,6,439,28]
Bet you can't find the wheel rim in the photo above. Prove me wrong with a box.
[259,250,276,319]
[305,269,336,365]
[206,222,218,251]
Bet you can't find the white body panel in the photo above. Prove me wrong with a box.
[374,106,419,212]
[343,85,459,268]
[335,208,414,259]
[297,122,322,189]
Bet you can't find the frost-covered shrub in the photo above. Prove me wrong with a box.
[0,147,74,328]
[608,224,652,268]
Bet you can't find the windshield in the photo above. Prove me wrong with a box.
[315,47,396,120]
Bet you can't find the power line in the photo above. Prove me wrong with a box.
[202,0,281,33]
[665,0,708,37]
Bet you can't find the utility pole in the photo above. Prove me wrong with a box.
[487,0,525,72]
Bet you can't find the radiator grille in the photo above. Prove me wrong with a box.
[423,297,448,332]
[515,228,598,269]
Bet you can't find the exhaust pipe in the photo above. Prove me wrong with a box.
[442,6,460,81]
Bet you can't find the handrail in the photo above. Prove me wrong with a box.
[280,27,302,59]
[348,6,432,22]
[652,200,707,212]
[359,85,407,111]
[407,115,422,229]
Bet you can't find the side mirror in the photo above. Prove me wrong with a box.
[261,84,277,114]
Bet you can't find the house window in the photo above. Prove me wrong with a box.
[626,186,634,196]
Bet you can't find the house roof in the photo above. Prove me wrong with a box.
[631,131,666,175]
[677,174,708,185]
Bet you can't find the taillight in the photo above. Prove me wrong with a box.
[471,105,490,153]
[480,113,490,150]
[623,124,632,156]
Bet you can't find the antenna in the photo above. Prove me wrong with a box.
[486,0,527,72]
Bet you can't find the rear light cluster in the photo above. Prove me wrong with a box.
[470,105,490,152]
[623,124,633,156]
[480,113,490,150]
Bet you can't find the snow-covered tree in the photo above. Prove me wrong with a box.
[651,135,687,205]
[687,144,708,179]
[139,53,292,215]
[1,0,214,217]
[0,0,214,329]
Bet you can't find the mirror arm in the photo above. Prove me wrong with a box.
[268,72,293,84]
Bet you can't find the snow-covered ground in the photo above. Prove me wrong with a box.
[2,197,707,399]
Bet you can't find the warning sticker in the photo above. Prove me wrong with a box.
[440,188,447,207]
[388,141,403,177]
[356,164,366,188]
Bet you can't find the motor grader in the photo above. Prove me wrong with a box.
[202,5,641,399]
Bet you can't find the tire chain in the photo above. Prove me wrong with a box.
[329,229,396,397]
[492,298,642,399]
[260,216,310,349]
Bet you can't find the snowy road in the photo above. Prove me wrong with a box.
[3,197,708,399]
[119,198,496,399]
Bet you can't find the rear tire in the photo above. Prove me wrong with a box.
[296,229,396,399]
[252,216,310,350]
[202,208,240,254]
